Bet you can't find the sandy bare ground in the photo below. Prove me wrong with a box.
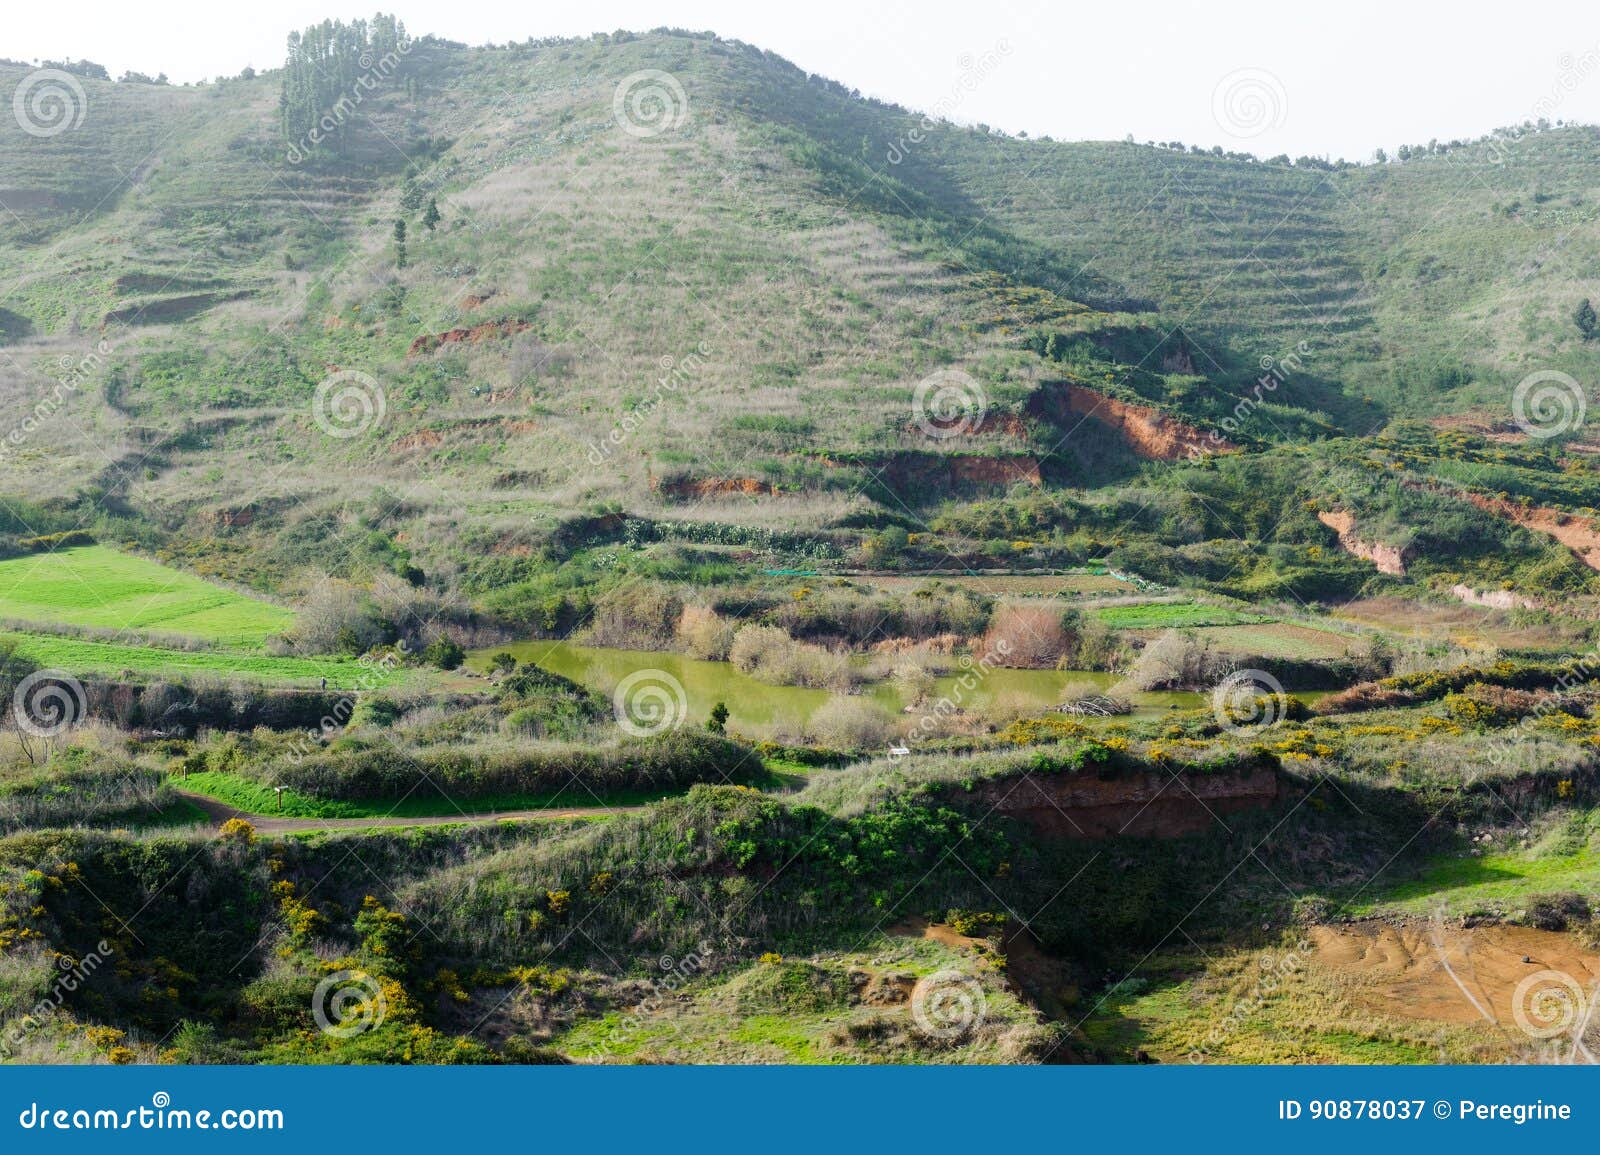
[174,790,632,835]
[1311,922,1600,1043]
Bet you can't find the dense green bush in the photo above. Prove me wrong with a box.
[244,730,759,801]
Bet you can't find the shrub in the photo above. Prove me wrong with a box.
[729,625,854,690]
[805,696,895,749]
[978,604,1069,669]
[1522,892,1592,931]
[584,583,682,649]
[424,636,466,670]
[254,730,756,801]
[677,604,735,660]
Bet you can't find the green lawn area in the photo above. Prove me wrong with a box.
[1179,622,1355,660]
[1353,837,1600,917]
[0,545,292,645]
[1,631,393,688]
[1090,602,1272,629]
[177,770,669,819]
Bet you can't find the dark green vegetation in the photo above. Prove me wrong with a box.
[4,664,1597,1064]
[2,18,1600,1066]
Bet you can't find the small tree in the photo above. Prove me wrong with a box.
[1577,298,1597,340]
[400,176,424,215]
[706,701,730,735]
[422,197,440,233]
[489,652,517,675]
[423,635,464,670]
[393,219,407,269]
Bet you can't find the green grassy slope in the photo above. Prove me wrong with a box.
[0,544,292,643]
[2,27,1599,612]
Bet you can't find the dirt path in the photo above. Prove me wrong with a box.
[173,790,635,835]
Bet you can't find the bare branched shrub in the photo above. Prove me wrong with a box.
[583,583,682,650]
[677,604,735,661]
[978,603,1068,669]
[805,696,895,749]
[288,579,390,655]
[1117,630,1232,691]
[729,625,854,690]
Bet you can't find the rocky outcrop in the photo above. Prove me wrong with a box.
[1317,511,1408,576]
[408,318,530,357]
[1028,383,1233,461]
[966,764,1280,839]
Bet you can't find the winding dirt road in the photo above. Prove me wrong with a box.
[173,790,634,835]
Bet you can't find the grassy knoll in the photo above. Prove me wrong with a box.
[0,631,397,688]
[0,546,292,645]
[551,934,1044,1064]
[1351,812,1600,917]
[1078,946,1480,1065]
[1175,622,1357,660]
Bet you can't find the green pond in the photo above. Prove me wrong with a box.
[468,641,1293,739]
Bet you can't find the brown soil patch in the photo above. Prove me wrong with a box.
[908,411,1031,440]
[408,318,530,357]
[852,969,916,1006]
[1311,922,1600,1030]
[1428,411,1528,446]
[1029,383,1233,461]
[390,418,538,454]
[1462,492,1600,572]
[965,764,1280,839]
[654,476,778,499]
[394,428,445,452]
[1317,510,1408,576]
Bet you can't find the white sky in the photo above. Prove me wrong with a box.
[8,0,1600,159]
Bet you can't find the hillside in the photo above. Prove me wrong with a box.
[2,30,1600,623]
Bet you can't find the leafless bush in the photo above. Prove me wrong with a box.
[729,625,854,690]
[677,604,735,660]
[1118,630,1233,691]
[805,696,895,749]
[978,603,1068,669]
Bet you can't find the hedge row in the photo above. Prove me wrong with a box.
[256,730,761,801]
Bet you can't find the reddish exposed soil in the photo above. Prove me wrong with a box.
[1461,492,1600,571]
[965,764,1280,839]
[1029,383,1233,461]
[654,476,779,499]
[394,428,445,452]
[408,318,530,357]
[1311,922,1600,1031]
[391,419,538,454]
[1317,510,1408,576]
